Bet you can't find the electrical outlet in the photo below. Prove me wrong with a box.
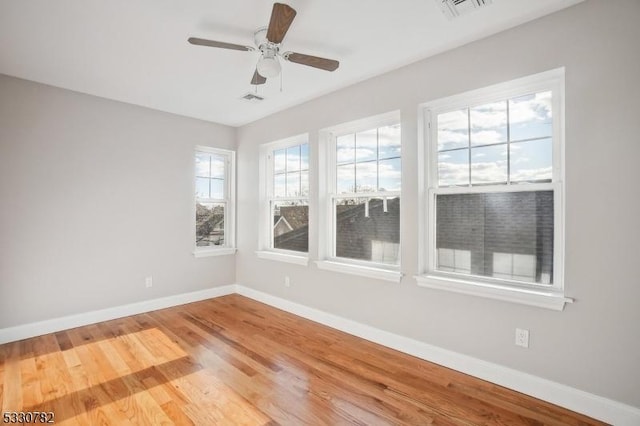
[284,276,290,287]
[145,276,153,288]
[515,328,529,348]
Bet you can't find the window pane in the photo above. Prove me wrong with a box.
[336,134,355,165]
[274,174,286,197]
[356,161,377,193]
[287,145,301,172]
[337,164,355,194]
[355,129,377,163]
[470,101,507,146]
[509,91,552,142]
[438,149,469,187]
[210,155,225,179]
[510,138,553,182]
[210,178,224,199]
[435,191,554,284]
[300,171,309,196]
[196,153,211,177]
[274,149,286,173]
[437,109,469,151]
[195,177,210,198]
[471,144,507,185]
[300,144,309,171]
[273,200,308,253]
[378,124,401,160]
[335,197,400,265]
[286,172,300,197]
[378,158,401,192]
[196,202,225,247]
[437,248,471,274]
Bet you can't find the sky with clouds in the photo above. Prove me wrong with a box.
[437,91,553,186]
[336,124,401,194]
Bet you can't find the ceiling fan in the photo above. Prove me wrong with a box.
[188,2,339,86]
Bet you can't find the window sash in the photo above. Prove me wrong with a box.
[329,193,401,267]
[427,186,559,288]
[195,200,227,247]
[324,117,402,269]
[194,147,235,252]
[261,136,310,255]
[268,197,309,253]
[423,73,564,293]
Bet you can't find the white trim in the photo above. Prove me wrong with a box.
[258,135,310,254]
[419,68,566,301]
[193,247,237,257]
[415,274,572,311]
[234,285,640,426]
[194,146,236,251]
[255,250,309,266]
[0,285,236,345]
[322,110,401,136]
[319,110,403,269]
[419,68,565,113]
[315,260,402,283]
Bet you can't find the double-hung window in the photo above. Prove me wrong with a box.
[318,112,402,282]
[194,146,235,257]
[257,135,310,265]
[418,69,571,310]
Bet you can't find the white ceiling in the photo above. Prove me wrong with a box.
[0,0,583,127]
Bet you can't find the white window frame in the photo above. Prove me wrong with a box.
[256,134,310,265]
[317,111,403,283]
[193,146,236,257]
[416,68,573,310]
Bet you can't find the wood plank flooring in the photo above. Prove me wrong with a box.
[0,294,606,425]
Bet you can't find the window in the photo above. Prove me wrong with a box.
[418,69,571,310]
[317,112,402,281]
[257,135,309,264]
[194,146,235,257]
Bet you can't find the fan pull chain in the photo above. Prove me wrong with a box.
[280,67,283,92]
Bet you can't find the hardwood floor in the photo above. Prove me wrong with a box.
[1,294,605,425]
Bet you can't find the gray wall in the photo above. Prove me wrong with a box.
[0,75,237,328]
[236,0,640,408]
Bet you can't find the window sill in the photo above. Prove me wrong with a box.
[415,274,572,311]
[256,251,309,266]
[193,247,237,258]
[316,260,402,283]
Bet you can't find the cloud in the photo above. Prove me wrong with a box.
[509,91,552,124]
[511,167,552,182]
[470,130,505,145]
[336,148,354,163]
[470,101,507,129]
[437,91,552,151]
[438,109,467,131]
[355,148,376,161]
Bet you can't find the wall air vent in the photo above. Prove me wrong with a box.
[436,0,493,20]
[241,93,265,102]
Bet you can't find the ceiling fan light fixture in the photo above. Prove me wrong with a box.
[257,54,281,78]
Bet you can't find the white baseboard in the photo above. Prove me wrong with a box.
[2,283,638,425]
[0,285,236,345]
[235,284,640,426]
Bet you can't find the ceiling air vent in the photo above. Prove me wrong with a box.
[436,0,493,20]
[240,92,265,102]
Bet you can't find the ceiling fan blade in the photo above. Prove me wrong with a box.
[283,52,339,72]
[266,3,297,44]
[251,69,266,85]
[188,37,254,51]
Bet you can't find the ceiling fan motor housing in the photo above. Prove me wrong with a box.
[254,27,282,78]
